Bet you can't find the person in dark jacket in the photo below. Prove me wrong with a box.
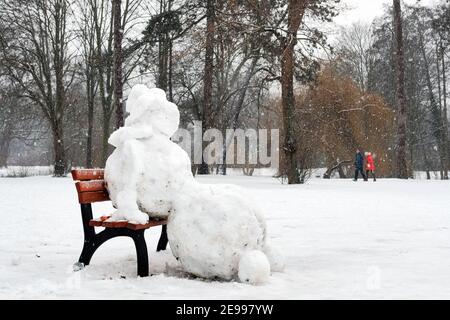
[353,149,367,181]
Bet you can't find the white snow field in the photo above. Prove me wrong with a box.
[0,175,449,299]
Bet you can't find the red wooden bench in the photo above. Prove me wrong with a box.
[71,169,168,277]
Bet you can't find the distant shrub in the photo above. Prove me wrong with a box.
[5,167,31,177]
[0,166,54,178]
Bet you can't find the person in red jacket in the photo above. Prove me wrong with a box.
[365,152,376,181]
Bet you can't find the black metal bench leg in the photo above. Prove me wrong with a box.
[132,230,149,277]
[76,203,152,277]
[157,224,168,252]
[78,228,119,266]
[78,203,96,266]
[78,241,96,266]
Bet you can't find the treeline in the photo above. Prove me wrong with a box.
[0,0,449,181]
[289,1,450,180]
[334,3,450,179]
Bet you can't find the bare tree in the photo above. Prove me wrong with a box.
[84,0,144,164]
[393,0,408,179]
[432,3,450,178]
[140,0,205,102]
[0,84,45,167]
[113,0,124,128]
[198,0,215,175]
[236,0,340,184]
[416,15,447,179]
[0,0,75,176]
[76,0,99,168]
[278,0,310,184]
[337,22,375,93]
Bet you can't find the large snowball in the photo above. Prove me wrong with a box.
[125,87,179,137]
[126,84,151,115]
[238,250,271,285]
[167,184,268,281]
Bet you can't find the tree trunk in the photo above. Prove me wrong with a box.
[167,1,174,97]
[52,122,66,177]
[95,46,109,166]
[280,0,309,184]
[436,45,443,110]
[86,97,94,168]
[419,26,445,179]
[280,41,299,184]
[222,147,227,175]
[85,51,95,168]
[157,0,168,92]
[53,0,67,176]
[101,109,112,166]
[168,39,173,101]
[198,0,215,175]
[158,42,168,92]
[101,111,112,165]
[419,134,432,180]
[440,43,449,179]
[0,132,11,168]
[113,0,124,129]
[92,0,113,166]
[393,0,408,179]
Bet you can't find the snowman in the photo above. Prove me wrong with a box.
[105,85,194,223]
[105,84,283,284]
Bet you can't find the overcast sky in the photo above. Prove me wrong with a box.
[333,0,438,26]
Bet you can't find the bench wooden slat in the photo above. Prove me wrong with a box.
[89,219,114,227]
[78,191,110,204]
[89,218,167,230]
[102,220,129,228]
[76,180,107,193]
[71,169,104,181]
[127,219,167,230]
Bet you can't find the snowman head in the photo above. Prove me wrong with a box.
[125,84,180,137]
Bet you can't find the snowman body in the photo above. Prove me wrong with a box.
[168,183,269,281]
[105,84,282,283]
[105,85,194,223]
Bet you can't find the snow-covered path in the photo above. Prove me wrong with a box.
[0,175,449,299]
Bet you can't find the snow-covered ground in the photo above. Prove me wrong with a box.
[0,175,449,299]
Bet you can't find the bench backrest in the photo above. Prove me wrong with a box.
[71,169,110,204]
